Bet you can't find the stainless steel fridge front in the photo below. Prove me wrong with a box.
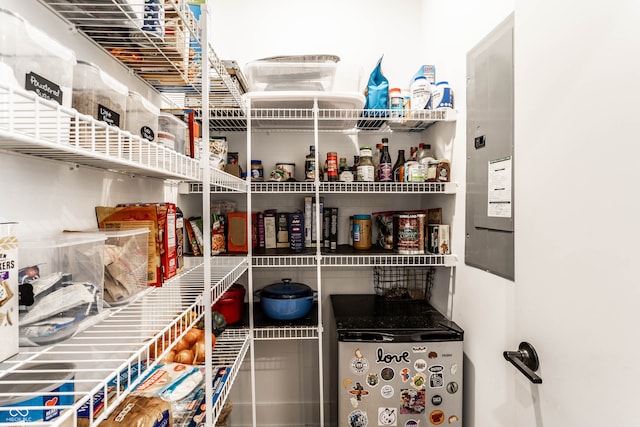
[338,333,463,426]
[330,293,466,427]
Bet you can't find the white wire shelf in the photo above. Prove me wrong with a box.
[250,249,456,268]
[0,84,248,189]
[253,326,319,340]
[38,0,244,109]
[0,257,249,427]
[182,181,456,194]
[0,84,198,181]
[210,107,457,132]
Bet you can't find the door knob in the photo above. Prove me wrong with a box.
[503,341,542,384]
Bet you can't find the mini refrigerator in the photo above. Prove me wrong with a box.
[331,294,464,427]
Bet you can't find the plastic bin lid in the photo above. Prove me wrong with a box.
[0,8,76,63]
[76,60,128,95]
[19,232,107,249]
[159,112,188,128]
[127,90,160,114]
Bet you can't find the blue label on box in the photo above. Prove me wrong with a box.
[0,379,74,423]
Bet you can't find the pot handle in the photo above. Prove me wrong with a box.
[254,289,262,298]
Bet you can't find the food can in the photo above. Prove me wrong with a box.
[0,363,75,423]
[352,214,372,250]
[275,163,296,181]
[326,152,338,181]
[394,212,424,254]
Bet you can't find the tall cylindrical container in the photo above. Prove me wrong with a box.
[352,215,372,250]
[410,75,432,110]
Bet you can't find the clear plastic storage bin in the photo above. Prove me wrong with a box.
[244,54,339,92]
[72,60,128,128]
[0,8,76,107]
[18,233,106,346]
[101,228,149,306]
[125,91,160,143]
[158,112,188,153]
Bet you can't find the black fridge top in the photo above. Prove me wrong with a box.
[331,294,463,338]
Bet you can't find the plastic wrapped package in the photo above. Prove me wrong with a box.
[18,233,106,346]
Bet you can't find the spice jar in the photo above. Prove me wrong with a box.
[352,214,372,250]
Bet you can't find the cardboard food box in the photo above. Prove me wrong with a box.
[227,212,258,253]
[0,222,18,362]
[97,206,162,287]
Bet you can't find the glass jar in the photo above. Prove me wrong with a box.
[356,146,375,182]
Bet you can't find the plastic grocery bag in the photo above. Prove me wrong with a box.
[363,55,389,111]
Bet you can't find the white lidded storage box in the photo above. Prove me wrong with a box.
[158,112,187,154]
[72,60,128,128]
[125,91,160,142]
[0,8,76,106]
[18,233,106,347]
[244,54,339,92]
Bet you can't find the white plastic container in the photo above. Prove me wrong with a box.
[72,61,128,128]
[125,91,160,142]
[0,8,76,107]
[244,54,339,92]
[18,233,106,346]
[158,112,187,153]
[410,75,432,110]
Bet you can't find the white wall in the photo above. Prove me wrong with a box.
[419,2,516,427]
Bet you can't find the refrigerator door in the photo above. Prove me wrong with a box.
[338,339,463,426]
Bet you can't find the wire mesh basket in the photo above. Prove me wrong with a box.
[373,266,434,300]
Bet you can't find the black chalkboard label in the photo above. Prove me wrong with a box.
[98,104,121,127]
[141,126,155,141]
[24,72,63,105]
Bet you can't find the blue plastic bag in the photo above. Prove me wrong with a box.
[364,56,389,111]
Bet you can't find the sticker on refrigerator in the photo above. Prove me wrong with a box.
[351,357,370,375]
[414,359,427,372]
[404,420,419,427]
[446,382,459,394]
[412,345,427,353]
[429,409,445,425]
[378,407,397,426]
[412,373,427,390]
[367,373,379,387]
[348,409,368,427]
[380,385,394,399]
[429,372,444,388]
[448,415,460,423]
[450,363,458,375]
[349,382,370,401]
[428,351,438,359]
[400,368,411,382]
[380,367,395,381]
[400,389,425,414]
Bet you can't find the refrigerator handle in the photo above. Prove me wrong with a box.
[340,332,395,342]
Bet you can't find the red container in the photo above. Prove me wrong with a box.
[213,283,246,324]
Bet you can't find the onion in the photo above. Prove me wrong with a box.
[192,340,206,364]
[163,350,176,363]
[183,328,202,345]
[175,349,195,365]
[172,338,191,352]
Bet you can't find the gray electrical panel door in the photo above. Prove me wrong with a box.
[465,14,514,280]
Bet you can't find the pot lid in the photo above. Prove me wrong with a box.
[262,278,313,299]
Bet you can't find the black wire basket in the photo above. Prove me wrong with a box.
[373,266,434,300]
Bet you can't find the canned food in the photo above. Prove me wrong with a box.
[275,162,296,181]
[394,213,425,254]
